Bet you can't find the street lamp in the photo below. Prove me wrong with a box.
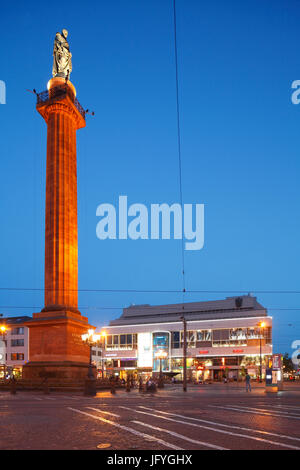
[180,316,187,392]
[0,325,7,381]
[155,349,168,388]
[0,325,7,334]
[257,321,265,382]
[81,329,100,395]
[100,331,106,379]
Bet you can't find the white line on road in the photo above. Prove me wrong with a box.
[33,397,43,401]
[119,406,300,450]
[138,406,300,443]
[221,404,300,416]
[210,405,300,420]
[273,405,300,411]
[68,407,183,450]
[131,420,227,450]
[86,407,120,418]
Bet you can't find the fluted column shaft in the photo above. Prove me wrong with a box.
[37,79,85,313]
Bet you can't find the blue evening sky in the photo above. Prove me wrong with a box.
[1,0,300,356]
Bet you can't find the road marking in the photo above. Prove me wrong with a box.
[119,407,300,450]
[273,405,300,411]
[222,404,300,416]
[44,397,56,400]
[86,407,120,418]
[131,420,227,450]
[33,397,43,401]
[138,406,300,443]
[68,407,183,450]
[210,405,300,420]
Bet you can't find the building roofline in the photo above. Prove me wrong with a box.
[103,315,272,329]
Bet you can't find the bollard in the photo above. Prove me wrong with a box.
[84,377,97,396]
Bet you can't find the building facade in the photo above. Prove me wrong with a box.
[0,316,31,378]
[99,296,272,381]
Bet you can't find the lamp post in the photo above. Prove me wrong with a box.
[155,349,168,388]
[81,329,100,396]
[180,316,187,392]
[0,325,7,381]
[100,331,106,379]
[257,321,265,382]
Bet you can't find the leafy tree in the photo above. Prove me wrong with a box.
[283,353,294,373]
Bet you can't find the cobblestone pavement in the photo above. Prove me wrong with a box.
[0,384,300,450]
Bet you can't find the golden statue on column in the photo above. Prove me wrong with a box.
[52,29,72,79]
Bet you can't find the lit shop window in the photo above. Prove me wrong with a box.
[153,332,169,372]
[176,331,196,348]
[212,329,248,347]
[10,353,24,361]
[172,330,212,349]
[196,330,211,342]
[105,334,137,350]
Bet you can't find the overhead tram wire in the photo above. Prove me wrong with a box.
[173,0,186,312]
[2,287,300,294]
[1,305,300,313]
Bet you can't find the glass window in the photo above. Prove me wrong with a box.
[11,339,24,347]
[197,330,211,341]
[113,335,119,345]
[153,333,168,348]
[153,333,169,372]
[212,329,231,346]
[11,353,24,361]
[180,331,196,347]
[105,333,137,350]
[11,327,24,335]
[120,335,126,345]
[172,331,180,349]
[126,334,132,345]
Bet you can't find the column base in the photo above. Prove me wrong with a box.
[22,361,96,381]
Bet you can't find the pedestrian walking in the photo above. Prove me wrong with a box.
[245,373,251,392]
[110,375,116,394]
[10,374,17,395]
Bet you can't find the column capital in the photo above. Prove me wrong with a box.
[36,81,86,129]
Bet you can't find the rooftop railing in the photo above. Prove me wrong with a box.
[36,84,86,120]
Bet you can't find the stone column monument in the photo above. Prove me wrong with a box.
[23,31,94,381]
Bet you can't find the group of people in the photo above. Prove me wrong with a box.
[145,378,157,391]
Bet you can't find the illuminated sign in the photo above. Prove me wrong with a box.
[137,332,153,368]
[198,350,209,354]
[272,354,282,371]
[232,349,244,353]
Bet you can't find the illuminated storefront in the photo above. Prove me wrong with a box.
[100,296,273,380]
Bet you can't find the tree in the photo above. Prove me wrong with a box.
[283,353,294,374]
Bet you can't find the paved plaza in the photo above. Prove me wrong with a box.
[0,383,300,450]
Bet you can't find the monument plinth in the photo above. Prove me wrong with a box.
[23,32,95,381]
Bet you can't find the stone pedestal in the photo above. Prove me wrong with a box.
[23,311,94,380]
